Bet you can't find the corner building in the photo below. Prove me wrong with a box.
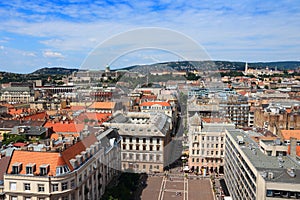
[224,129,300,200]
[4,128,121,200]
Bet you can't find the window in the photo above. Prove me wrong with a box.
[221,144,223,148]
[156,145,160,151]
[26,166,34,175]
[79,174,82,183]
[123,137,126,142]
[157,138,160,144]
[143,138,146,143]
[136,145,140,150]
[216,144,219,148]
[150,138,153,143]
[38,184,45,192]
[52,184,59,192]
[24,183,31,191]
[156,155,161,162]
[143,145,146,151]
[143,165,146,169]
[149,154,153,161]
[71,179,75,189]
[62,182,68,190]
[10,182,16,191]
[136,138,139,143]
[62,196,69,200]
[129,137,132,143]
[149,145,153,151]
[202,136,205,141]
[122,144,126,150]
[40,165,49,175]
[129,144,133,150]
[11,197,17,200]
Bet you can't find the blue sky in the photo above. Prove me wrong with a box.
[0,0,300,73]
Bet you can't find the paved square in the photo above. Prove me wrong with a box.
[140,174,214,200]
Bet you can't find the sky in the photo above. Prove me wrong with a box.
[0,0,300,73]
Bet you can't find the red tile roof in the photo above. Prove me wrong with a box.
[76,112,111,123]
[23,112,47,121]
[7,134,98,175]
[288,145,300,157]
[44,122,85,133]
[61,134,97,170]
[7,150,66,176]
[281,130,300,140]
[89,102,115,109]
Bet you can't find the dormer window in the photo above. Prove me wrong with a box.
[26,163,36,175]
[56,165,70,176]
[12,162,22,174]
[40,164,50,175]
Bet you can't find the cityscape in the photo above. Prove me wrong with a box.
[1,1,300,200]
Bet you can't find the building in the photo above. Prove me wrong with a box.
[224,129,300,200]
[3,128,121,200]
[254,100,300,135]
[103,112,172,173]
[219,94,249,127]
[188,113,235,174]
[0,87,34,103]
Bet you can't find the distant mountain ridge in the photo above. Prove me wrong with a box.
[31,67,79,75]
[1,61,300,76]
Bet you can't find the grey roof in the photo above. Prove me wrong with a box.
[227,129,300,184]
[103,112,170,137]
[201,123,235,133]
[10,126,47,136]
[1,87,30,92]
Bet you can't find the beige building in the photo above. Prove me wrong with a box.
[103,112,172,173]
[3,128,121,200]
[188,113,235,174]
[224,129,300,200]
[0,87,34,103]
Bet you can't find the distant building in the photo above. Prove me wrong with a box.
[224,129,300,200]
[0,87,34,103]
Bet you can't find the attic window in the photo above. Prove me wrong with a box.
[12,162,22,174]
[56,165,70,176]
[26,163,36,175]
[40,164,50,175]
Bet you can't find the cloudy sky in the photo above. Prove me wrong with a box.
[0,0,299,73]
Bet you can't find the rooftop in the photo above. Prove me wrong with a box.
[226,129,300,184]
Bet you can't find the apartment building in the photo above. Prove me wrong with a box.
[3,128,121,200]
[224,129,300,200]
[0,87,34,103]
[254,100,300,135]
[103,112,172,173]
[219,95,249,127]
[188,113,235,174]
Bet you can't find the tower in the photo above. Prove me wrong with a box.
[105,64,110,73]
[245,62,248,73]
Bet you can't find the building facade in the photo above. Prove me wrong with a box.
[224,129,300,200]
[3,128,121,200]
[103,112,172,173]
[188,113,235,174]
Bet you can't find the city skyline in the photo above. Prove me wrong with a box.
[0,0,300,73]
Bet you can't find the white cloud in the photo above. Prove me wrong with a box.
[0,45,4,50]
[43,50,64,58]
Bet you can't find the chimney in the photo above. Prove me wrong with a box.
[290,137,297,159]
